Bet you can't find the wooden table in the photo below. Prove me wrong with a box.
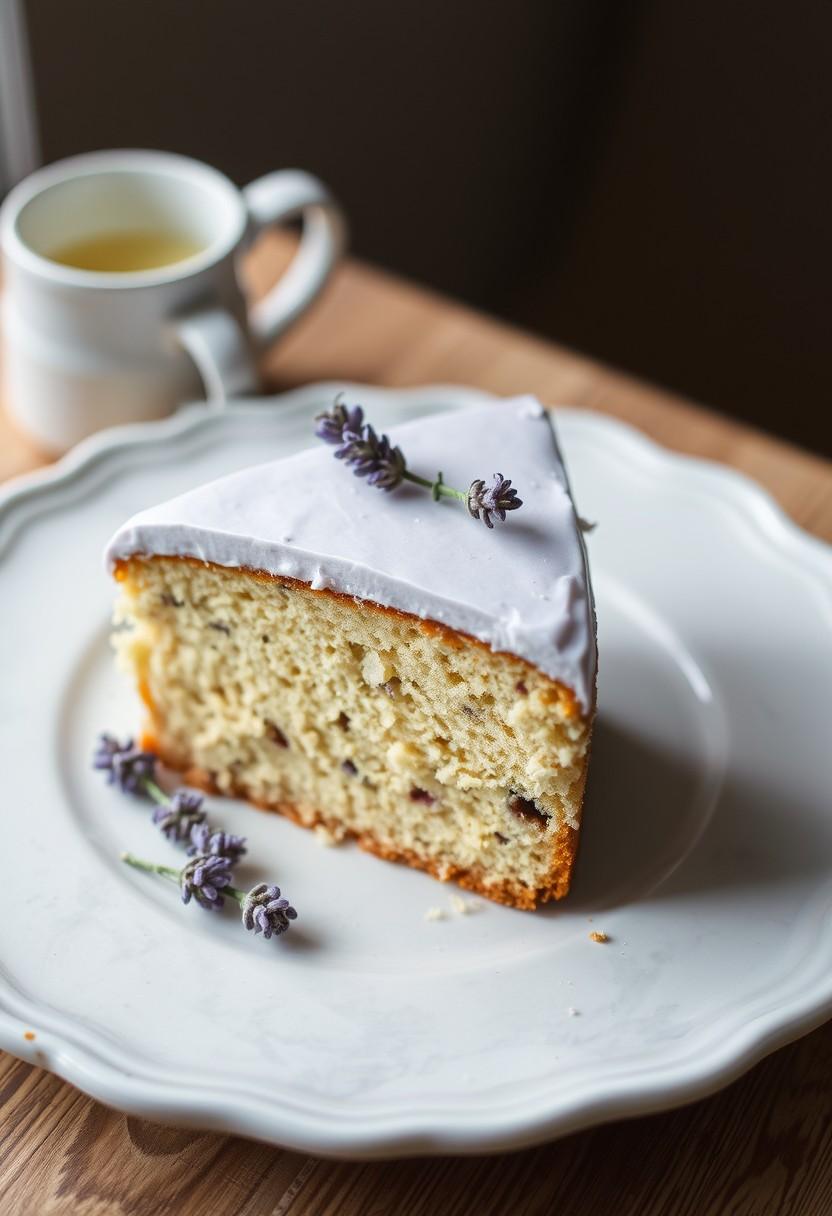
[1,237,830,1215]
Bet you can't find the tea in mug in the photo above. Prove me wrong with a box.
[48,230,202,273]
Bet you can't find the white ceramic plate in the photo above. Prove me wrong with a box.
[1,384,831,1159]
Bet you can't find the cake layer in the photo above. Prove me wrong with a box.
[114,557,592,908]
[106,398,596,714]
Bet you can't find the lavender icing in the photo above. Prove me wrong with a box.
[106,398,597,713]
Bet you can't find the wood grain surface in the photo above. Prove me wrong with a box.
[1,235,830,1215]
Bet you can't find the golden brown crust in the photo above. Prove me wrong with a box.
[115,554,587,723]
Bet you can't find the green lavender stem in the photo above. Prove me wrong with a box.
[142,778,170,806]
[402,469,467,503]
[121,852,178,882]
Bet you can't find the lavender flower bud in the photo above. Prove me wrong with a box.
[171,789,206,817]
[180,854,233,910]
[93,733,156,795]
[188,823,247,862]
[152,789,206,842]
[314,398,365,444]
[335,423,406,491]
[242,882,298,939]
[466,473,523,529]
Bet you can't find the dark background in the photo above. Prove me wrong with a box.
[25,0,832,455]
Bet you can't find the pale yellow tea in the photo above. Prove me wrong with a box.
[48,230,202,273]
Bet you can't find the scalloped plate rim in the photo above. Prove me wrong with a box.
[0,382,830,1159]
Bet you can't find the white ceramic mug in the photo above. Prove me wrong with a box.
[0,149,346,453]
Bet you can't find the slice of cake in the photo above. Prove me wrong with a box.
[106,397,597,909]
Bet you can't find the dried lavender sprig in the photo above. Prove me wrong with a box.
[314,397,523,527]
[121,854,297,938]
[93,735,246,860]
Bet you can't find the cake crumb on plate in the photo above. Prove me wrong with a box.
[314,824,343,847]
[589,931,609,943]
[449,895,481,916]
[424,906,446,922]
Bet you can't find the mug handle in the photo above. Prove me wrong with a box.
[243,169,347,347]
[174,307,259,404]
[174,170,346,405]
